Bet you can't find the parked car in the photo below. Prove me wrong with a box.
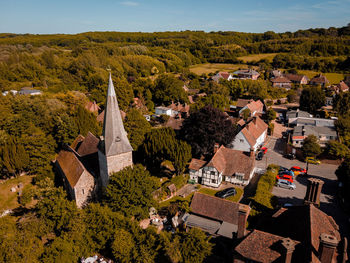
[276,179,296,190]
[276,174,293,183]
[279,166,289,172]
[305,157,321,165]
[215,187,237,198]
[284,153,296,160]
[261,147,268,154]
[290,166,306,176]
[278,170,295,177]
[256,151,264,160]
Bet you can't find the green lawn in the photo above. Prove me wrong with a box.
[0,176,34,211]
[237,53,278,63]
[198,187,243,202]
[287,69,344,85]
[189,63,257,75]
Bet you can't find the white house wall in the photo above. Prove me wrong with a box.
[230,132,251,152]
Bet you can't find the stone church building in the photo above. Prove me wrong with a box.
[55,73,133,207]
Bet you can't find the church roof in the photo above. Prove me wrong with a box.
[101,73,133,157]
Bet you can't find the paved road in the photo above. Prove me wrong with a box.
[255,136,350,239]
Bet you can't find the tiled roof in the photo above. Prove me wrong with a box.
[190,192,241,225]
[246,100,264,113]
[56,149,85,188]
[236,99,252,108]
[219,72,231,80]
[260,204,340,262]
[271,76,291,83]
[189,158,207,171]
[165,117,183,130]
[310,74,329,84]
[284,73,308,82]
[337,81,349,92]
[235,230,299,263]
[206,146,255,179]
[85,101,100,113]
[74,132,99,157]
[240,117,268,147]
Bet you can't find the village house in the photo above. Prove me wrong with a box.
[283,73,309,85]
[234,178,347,263]
[334,81,349,93]
[233,69,260,80]
[236,99,264,117]
[212,72,233,82]
[270,69,282,78]
[291,125,337,148]
[55,73,133,207]
[286,109,313,126]
[229,116,268,152]
[310,74,330,87]
[85,100,100,115]
[167,101,190,118]
[182,192,250,239]
[270,76,292,89]
[189,145,256,187]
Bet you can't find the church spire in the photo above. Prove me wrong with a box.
[102,73,133,156]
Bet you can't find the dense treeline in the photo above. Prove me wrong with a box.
[0,24,350,93]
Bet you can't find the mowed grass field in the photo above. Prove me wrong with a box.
[0,175,34,211]
[237,53,278,63]
[189,63,257,75]
[296,70,345,85]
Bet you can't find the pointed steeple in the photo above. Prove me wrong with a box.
[102,73,133,156]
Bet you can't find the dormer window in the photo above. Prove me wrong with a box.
[115,136,121,142]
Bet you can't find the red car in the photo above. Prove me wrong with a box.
[261,147,268,154]
[276,174,293,183]
[290,166,306,176]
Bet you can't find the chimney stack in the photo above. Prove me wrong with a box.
[319,233,339,263]
[304,178,324,207]
[237,204,250,239]
[281,237,296,263]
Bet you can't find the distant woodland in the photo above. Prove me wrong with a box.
[0,24,350,94]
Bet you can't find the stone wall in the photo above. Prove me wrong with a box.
[107,151,133,175]
[74,171,95,208]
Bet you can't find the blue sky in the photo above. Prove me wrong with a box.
[1,0,350,34]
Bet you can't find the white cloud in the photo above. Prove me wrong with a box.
[120,1,139,6]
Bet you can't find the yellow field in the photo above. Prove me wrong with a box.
[296,70,344,85]
[237,53,278,63]
[189,63,257,75]
[0,175,34,211]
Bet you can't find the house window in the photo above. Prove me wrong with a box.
[239,139,244,143]
[210,171,216,176]
[236,175,243,181]
[211,179,216,184]
[82,189,85,194]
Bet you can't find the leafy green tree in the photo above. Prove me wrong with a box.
[302,135,321,157]
[326,140,350,159]
[153,74,188,105]
[0,136,29,177]
[266,108,276,123]
[299,86,325,114]
[179,228,212,263]
[334,92,350,116]
[170,140,192,175]
[181,105,236,157]
[103,164,160,219]
[124,108,151,150]
[53,112,79,146]
[192,94,230,111]
[74,105,101,137]
[242,108,251,120]
[111,228,135,263]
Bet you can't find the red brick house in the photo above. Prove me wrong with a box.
[271,76,292,89]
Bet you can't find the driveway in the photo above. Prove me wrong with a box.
[256,136,350,239]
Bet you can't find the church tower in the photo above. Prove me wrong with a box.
[98,73,133,187]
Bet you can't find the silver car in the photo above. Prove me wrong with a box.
[276,179,296,190]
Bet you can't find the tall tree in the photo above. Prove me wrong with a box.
[153,74,188,105]
[124,108,151,150]
[302,135,322,157]
[299,86,325,114]
[181,105,236,157]
[103,164,160,219]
